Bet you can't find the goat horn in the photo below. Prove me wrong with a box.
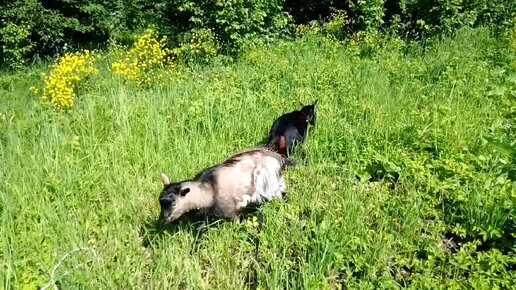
[160,172,170,186]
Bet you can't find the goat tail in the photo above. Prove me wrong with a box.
[267,135,287,156]
[265,136,279,150]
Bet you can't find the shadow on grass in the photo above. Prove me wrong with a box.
[139,211,219,252]
[139,207,265,290]
[139,206,265,249]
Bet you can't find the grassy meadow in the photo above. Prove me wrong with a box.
[1,27,515,289]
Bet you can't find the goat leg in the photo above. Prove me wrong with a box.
[281,191,288,202]
[247,212,264,290]
[191,214,209,254]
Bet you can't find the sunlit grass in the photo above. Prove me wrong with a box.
[1,27,515,289]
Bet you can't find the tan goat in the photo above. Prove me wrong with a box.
[157,147,296,223]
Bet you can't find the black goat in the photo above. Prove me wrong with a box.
[266,100,318,157]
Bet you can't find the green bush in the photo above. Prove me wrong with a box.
[173,28,221,64]
[296,10,352,41]
[286,0,515,40]
[0,22,33,69]
[323,10,352,40]
[0,0,125,65]
[0,0,291,66]
[385,0,516,38]
[470,0,516,26]
[284,0,386,32]
[349,0,386,32]
[125,0,293,57]
[1,0,515,67]
[407,0,478,37]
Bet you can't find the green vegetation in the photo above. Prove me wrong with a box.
[1,22,515,288]
[2,0,515,68]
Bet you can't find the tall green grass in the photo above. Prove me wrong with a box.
[1,27,515,289]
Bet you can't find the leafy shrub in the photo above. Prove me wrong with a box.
[42,50,98,110]
[296,10,351,41]
[0,22,33,69]
[504,13,516,69]
[471,0,516,26]
[111,29,175,86]
[385,0,516,38]
[1,0,514,69]
[287,0,512,39]
[124,0,293,57]
[285,0,385,32]
[323,10,352,40]
[0,0,127,66]
[173,28,221,63]
[349,0,386,32]
[296,22,323,37]
[348,30,380,57]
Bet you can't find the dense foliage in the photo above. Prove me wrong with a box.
[0,0,120,68]
[127,0,292,55]
[1,0,515,67]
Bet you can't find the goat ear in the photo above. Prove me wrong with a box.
[299,101,304,107]
[160,173,170,186]
[179,188,190,196]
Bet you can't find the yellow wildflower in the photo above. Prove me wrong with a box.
[111,29,175,86]
[29,86,39,95]
[42,50,98,110]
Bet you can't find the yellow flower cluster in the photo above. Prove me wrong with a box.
[296,22,321,36]
[324,10,350,36]
[111,29,175,86]
[174,28,220,62]
[349,31,374,46]
[29,86,39,95]
[43,50,97,109]
[296,10,349,39]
